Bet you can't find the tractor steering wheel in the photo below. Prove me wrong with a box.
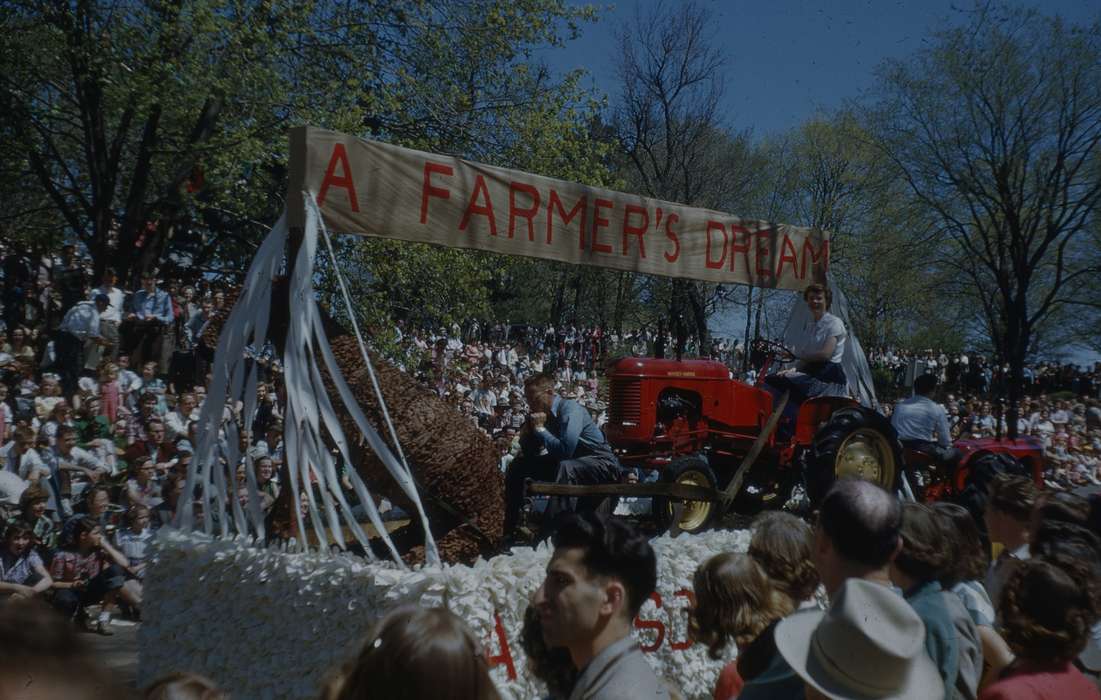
[751,338,796,364]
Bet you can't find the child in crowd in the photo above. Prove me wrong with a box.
[691,552,803,700]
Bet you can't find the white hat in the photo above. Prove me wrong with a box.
[774,579,943,700]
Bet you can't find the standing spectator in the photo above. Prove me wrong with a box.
[323,605,500,700]
[891,502,981,699]
[692,552,803,700]
[812,478,902,597]
[117,353,142,411]
[774,579,944,700]
[933,502,1015,688]
[532,512,669,699]
[984,474,1038,610]
[123,271,172,371]
[54,295,108,395]
[53,243,86,315]
[98,362,121,424]
[748,511,820,607]
[89,268,124,364]
[980,557,1101,699]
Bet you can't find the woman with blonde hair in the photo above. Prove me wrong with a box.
[324,604,500,700]
[690,553,803,700]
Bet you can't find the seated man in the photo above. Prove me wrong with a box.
[892,372,960,467]
[503,374,622,542]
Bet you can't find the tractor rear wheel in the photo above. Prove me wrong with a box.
[653,456,719,534]
[955,452,1029,540]
[808,407,903,504]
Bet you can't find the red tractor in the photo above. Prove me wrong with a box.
[599,343,1044,533]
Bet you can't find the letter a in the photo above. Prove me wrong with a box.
[317,143,360,212]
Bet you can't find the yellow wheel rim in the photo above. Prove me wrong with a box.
[668,468,713,532]
[835,428,897,490]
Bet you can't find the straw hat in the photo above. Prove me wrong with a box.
[774,579,943,700]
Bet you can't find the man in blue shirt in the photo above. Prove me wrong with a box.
[502,374,622,543]
[892,372,960,466]
[121,271,173,372]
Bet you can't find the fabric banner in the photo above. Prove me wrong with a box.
[288,127,829,290]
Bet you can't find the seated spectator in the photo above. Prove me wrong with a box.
[891,502,981,699]
[124,418,177,478]
[981,557,1101,699]
[774,578,943,700]
[126,457,163,509]
[114,504,151,612]
[49,516,136,634]
[519,604,576,700]
[165,392,196,442]
[0,523,53,600]
[253,456,279,513]
[984,474,1038,610]
[33,372,65,420]
[1,425,49,488]
[1029,490,1089,538]
[533,512,670,699]
[748,511,820,607]
[153,473,186,528]
[44,425,109,516]
[16,483,58,557]
[691,552,802,700]
[324,604,500,700]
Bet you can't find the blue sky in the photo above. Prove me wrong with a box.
[541,1,1100,363]
[542,0,1099,139]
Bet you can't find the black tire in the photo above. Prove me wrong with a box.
[808,406,904,504]
[653,455,719,534]
[955,452,1028,540]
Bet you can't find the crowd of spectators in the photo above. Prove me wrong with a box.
[4,240,1101,700]
[3,480,1100,699]
[0,243,241,634]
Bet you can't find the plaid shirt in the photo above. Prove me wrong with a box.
[49,549,108,582]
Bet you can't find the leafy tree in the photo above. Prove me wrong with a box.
[871,5,1101,435]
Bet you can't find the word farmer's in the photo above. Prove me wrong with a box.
[288,127,829,291]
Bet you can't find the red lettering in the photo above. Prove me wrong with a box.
[419,161,453,224]
[801,238,830,280]
[776,233,800,279]
[633,592,665,653]
[590,198,614,254]
[459,175,498,236]
[755,230,774,278]
[316,143,360,212]
[547,190,587,248]
[485,611,517,680]
[705,221,728,270]
[508,182,541,241]
[669,589,696,651]
[622,204,648,258]
[664,214,681,263]
[729,224,751,273]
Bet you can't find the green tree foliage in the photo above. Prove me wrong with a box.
[871,4,1101,433]
[0,0,604,294]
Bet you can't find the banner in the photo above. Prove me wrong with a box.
[288,127,828,290]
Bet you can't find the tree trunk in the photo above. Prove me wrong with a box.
[743,287,754,372]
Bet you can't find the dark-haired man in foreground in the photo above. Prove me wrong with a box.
[813,477,903,597]
[534,512,670,700]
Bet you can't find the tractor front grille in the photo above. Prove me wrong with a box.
[610,378,641,424]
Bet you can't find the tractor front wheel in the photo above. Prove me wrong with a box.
[653,456,719,535]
